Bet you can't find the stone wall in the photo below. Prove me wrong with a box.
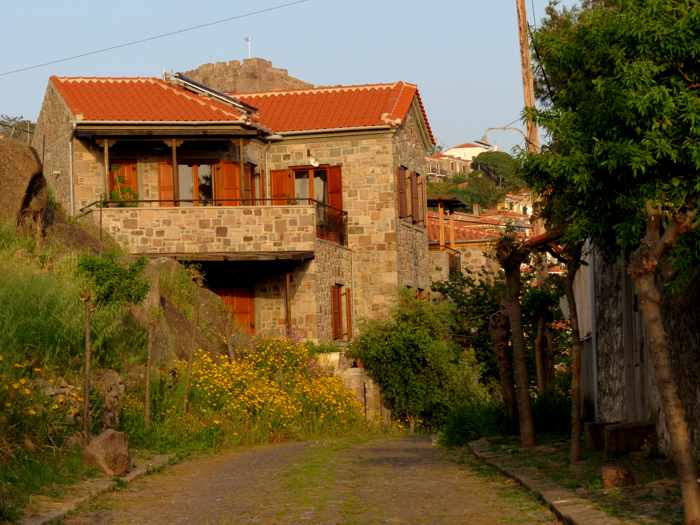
[184,58,312,94]
[398,222,430,291]
[31,82,73,212]
[393,101,431,293]
[313,240,353,341]
[457,241,500,275]
[85,205,317,255]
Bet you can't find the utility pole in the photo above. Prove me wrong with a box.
[516,0,540,153]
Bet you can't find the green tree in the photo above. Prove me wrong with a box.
[526,1,700,520]
[471,151,524,190]
[350,292,483,432]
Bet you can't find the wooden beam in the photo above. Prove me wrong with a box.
[159,251,315,262]
[238,138,245,192]
[284,272,292,338]
[449,212,456,250]
[171,139,180,204]
[438,202,445,251]
[96,139,116,199]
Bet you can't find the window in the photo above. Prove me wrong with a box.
[331,284,352,340]
[177,162,214,205]
[293,167,329,203]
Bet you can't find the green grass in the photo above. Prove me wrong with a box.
[484,435,683,524]
[0,447,99,521]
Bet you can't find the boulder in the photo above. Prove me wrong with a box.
[83,430,130,477]
[602,464,636,489]
[0,136,46,228]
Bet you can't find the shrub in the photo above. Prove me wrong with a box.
[350,291,487,430]
[120,338,365,454]
[439,398,512,447]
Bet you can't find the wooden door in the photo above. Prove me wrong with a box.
[216,287,255,335]
[214,161,241,205]
[270,169,294,204]
[158,162,175,207]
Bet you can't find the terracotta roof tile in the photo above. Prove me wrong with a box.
[236,81,435,143]
[51,76,246,122]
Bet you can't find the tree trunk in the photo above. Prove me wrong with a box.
[534,313,547,392]
[489,309,517,421]
[144,320,154,428]
[565,259,583,464]
[632,269,700,523]
[408,415,415,434]
[82,299,93,436]
[504,267,536,447]
[544,325,555,387]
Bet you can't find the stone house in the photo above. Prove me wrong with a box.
[32,74,434,342]
[426,152,470,180]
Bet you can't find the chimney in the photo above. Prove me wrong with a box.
[473,203,481,217]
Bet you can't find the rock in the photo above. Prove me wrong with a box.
[0,136,46,229]
[94,369,126,430]
[83,430,130,477]
[602,464,635,489]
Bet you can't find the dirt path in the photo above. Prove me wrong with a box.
[65,436,559,524]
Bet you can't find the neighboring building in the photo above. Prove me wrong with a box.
[184,57,312,94]
[499,190,534,217]
[426,152,470,180]
[32,74,434,342]
[442,141,494,163]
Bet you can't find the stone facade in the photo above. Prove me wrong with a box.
[85,205,317,255]
[31,82,74,212]
[184,58,312,94]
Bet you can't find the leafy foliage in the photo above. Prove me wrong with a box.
[76,253,149,307]
[525,0,700,256]
[349,292,486,429]
[432,270,503,380]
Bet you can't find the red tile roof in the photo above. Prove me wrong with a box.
[236,81,435,144]
[451,142,485,149]
[51,76,246,122]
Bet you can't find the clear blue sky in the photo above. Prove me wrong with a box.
[0,0,577,152]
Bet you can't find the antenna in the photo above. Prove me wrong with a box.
[244,35,252,59]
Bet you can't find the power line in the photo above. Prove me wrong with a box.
[0,0,311,78]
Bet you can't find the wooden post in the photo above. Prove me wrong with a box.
[284,272,292,337]
[82,297,93,436]
[449,212,456,250]
[438,202,445,251]
[516,0,540,153]
[238,138,245,199]
[101,140,110,199]
[171,139,180,204]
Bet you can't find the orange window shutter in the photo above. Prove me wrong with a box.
[125,162,138,195]
[345,287,352,340]
[396,167,407,218]
[328,166,343,210]
[158,161,175,207]
[271,169,294,204]
[331,286,341,340]
[215,161,241,205]
[410,171,419,222]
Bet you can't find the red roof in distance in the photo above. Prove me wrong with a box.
[51,76,246,122]
[236,81,435,144]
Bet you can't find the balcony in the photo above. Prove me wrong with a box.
[80,198,347,260]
